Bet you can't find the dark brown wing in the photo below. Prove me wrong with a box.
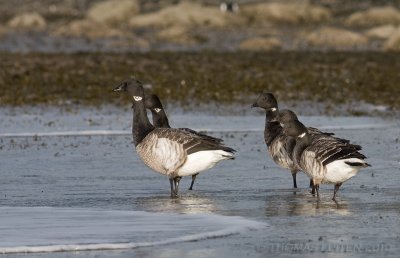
[154,128,236,155]
[307,139,367,166]
[179,128,223,144]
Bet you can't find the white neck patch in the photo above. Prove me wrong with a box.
[270,107,277,112]
[154,108,162,113]
[133,96,142,101]
[298,132,306,138]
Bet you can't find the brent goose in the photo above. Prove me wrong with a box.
[113,79,236,197]
[281,119,370,201]
[252,92,305,188]
[278,109,361,193]
[144,93,225,190]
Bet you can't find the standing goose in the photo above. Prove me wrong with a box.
[278,109,362,193]
[144,93,226,190]
[252,92,301,188]
[282,119,370,201]
[113,79,236,197]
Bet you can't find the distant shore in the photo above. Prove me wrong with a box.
[0,51,398,117]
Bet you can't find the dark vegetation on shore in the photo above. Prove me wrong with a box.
[0,51,398,112]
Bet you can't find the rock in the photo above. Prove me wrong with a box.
[345,6,400,27]
[305,27,368,49]
[383,27,400,50]
[238,37,282,51]
[87,0,140,25]
[54,19,125,38]
[130,2,233,28]
[365,25,397,39]
[53,18,149,48]
[241,2,331,24]
[7,12,46,30]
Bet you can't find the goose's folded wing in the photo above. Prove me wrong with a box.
[308,127,335,136]
[178,128,223,144]
[154,128,235,155]
[308,128,364,147]
[307,140,366,166]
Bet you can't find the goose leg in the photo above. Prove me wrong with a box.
[169,178,177,198]
[332,183,342,201]
[174,177,182,195]
[315,184,320,198]
[291,171,298,188]
[311,179,316,195]
[189,173,198,190]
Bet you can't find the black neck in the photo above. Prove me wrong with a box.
[151,110,170,128]
[263,108,281,146]
[265,108,279,124]
[285,136,296,160]
[132,99,154,146]
[293,134,311,164]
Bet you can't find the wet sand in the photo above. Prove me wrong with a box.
[0,107,399,257]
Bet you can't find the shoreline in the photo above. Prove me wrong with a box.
[1,51,399,115]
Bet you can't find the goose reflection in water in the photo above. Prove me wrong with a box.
[134,194,217,214]
[265,189,351,217]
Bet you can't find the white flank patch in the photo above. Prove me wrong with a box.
[324,158,367,184]
[154,108,162,113]
[178,150,234,177]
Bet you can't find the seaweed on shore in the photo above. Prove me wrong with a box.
[0,51,398,112]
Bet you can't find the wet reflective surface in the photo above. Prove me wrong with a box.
[0,108,399,257]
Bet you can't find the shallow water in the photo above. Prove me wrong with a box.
[0,107,399,257]
[0,207,263,254]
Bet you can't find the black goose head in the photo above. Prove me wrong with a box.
[278,109,299,127]
[251,92,278,110]
[113,79,144,103]
[252,92,279,122]
[114,79,154,146]
[283,119,308,139]
[144,94,164,113]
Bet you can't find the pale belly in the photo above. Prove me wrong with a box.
[177,150,233,177]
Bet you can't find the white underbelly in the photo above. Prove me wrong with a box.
[177,150,233,177]
[323,159,362,184]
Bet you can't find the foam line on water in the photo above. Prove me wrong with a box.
[0,207,265,254]
[0,226,250,254]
